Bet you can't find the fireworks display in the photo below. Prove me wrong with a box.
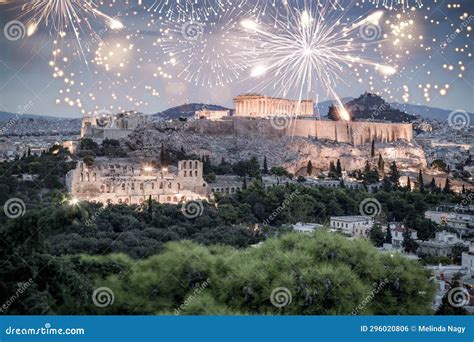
[11,0,123,60]
[160,4,251,87]
[0,0,472,117]
[239,2,398,120]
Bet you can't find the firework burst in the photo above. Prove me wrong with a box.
[160,4,252,87]
[146,0,242,21]
[240,1,396,120]
[6,0,123,60]
[362,0,423,11]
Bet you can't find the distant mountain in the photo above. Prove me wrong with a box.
[152,103,231,120]
[314,97,354,118]
[315,94,473,123]
[389,102,474,122]
[0,111,72,121]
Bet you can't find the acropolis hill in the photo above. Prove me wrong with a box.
[128,117,426,175]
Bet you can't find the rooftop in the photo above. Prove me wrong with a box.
[330,216,373,223]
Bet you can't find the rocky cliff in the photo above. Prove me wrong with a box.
[127,120,427,175]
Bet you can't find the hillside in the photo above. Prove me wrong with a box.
[316,95,474,123]
[152,103,231,120]
[328,93,417,123]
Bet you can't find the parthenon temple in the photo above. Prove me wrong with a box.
[234,94,314,117]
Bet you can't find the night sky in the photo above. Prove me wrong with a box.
[0,0,472,118]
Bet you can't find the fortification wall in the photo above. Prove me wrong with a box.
[193,118,412,146]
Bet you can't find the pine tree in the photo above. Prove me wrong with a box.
[462,185,466,194]
[147,195,153,223]
[263,156,269,174]
[429,177,437,192]
[389,162,400,189]
[443,178,452,194]
[307,160,313,176]
[369,223,385,247]
[377,153,385,177]
[371,139,375,158]
[364,160,371,173]
[385,225,392,244]
[406,177,411,191]
[336,159,342,178]
[402,227,418,253]
[418,170,424,192]
[160,143,166,166]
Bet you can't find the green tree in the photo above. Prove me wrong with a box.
[336,159,342,178]
[377,153,385,177]
[307,160,313,176]
[389,162,400,189]
[385,225,392,244]
[406,177,411,191]
[432,159,447,172]
[371,139,375,158]
[83,155,95,168]
[402,227,418,253]
[369,223,385,247]
[263,156,269,174]
[443,178,452,194]
[436,278,468,315]
[417,170,424,192]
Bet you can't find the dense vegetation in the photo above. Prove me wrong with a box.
[1,230,435,315]
[0,148,468,315]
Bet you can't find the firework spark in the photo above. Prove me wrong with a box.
[146,0,240,21]
[363,0,423,11]
[8,0,123,60]
[160,4,252,87]
[240,2,396,121]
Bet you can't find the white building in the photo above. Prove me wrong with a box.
[388,223,418,249]
[425,209,474,234]
[462,244,474,272]
[292,223,324,234]
[417,231,468,257]
[195,110,230,121]
[330,216,374,237]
